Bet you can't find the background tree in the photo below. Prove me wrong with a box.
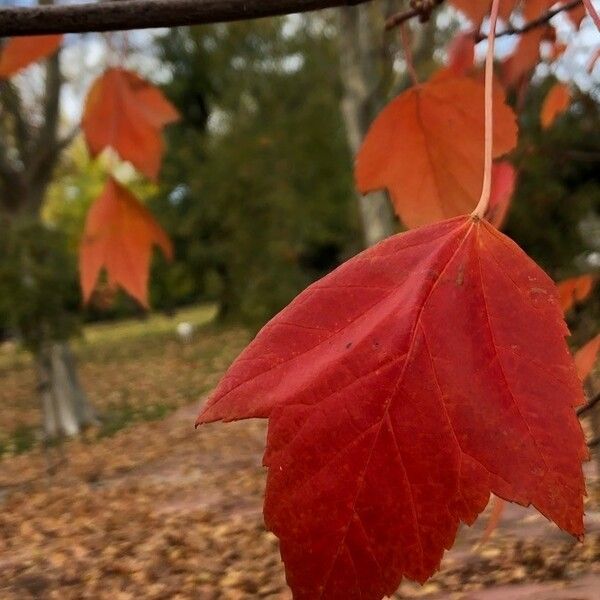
[153,17,360,325]
[0,42,97,438]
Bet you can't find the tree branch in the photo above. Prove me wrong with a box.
[477,0,583,41]
[0,81,32,163]
[0,0,370,37]
[384,0,583,37]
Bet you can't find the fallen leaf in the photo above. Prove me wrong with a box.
[485,161,517,229]
[575,334,600,381]
[541,83,571,128]
[0,35,62,78]
[82,68,179,180]
[558,275,595,313]
[79,177,173,307]
[197,215,586,600]
[356,73,517,228]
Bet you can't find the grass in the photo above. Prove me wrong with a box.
[0,303,250,458]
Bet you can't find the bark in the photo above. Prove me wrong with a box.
[587,375,600,481]
[338,3,396,247]
[37,342,96,439]
[0,0,371,36]
[0,39,97,439]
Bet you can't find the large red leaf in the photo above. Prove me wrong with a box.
[81,68,179,181]
[356,73,517,228]
[197,216,586,600]
[0,35,62,79]
[79,177,173,307]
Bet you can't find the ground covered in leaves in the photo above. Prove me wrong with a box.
[1,306,599,599]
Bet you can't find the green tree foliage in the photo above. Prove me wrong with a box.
[506,81,600,274]
[151,18,360,325]
[505,79,600,344]
[0,218,80,350]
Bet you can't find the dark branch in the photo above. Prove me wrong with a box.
[0,0,369,37]
[589,435,600,450]
[385,0,583,37]
[0,81,31,163]
[385,0,445,31]
[477,0,583,41]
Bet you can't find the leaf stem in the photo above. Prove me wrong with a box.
[471,0,502,220]
[583,0,600,31]
[400,23,419,86]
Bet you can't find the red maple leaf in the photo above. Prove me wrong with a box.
[197,216,586,600]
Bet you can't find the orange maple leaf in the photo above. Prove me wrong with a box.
[569,3,588,27]
[447,32,476,76]
[541,83,571,129]
[485,161,517,229]
[558,275,595,314]
[82,68,180,181]
[449,0,517,25]
[0,35,63,79]
[79,177,173,307]
[502,26,553,88]
[575,334,600,382]
[356,72,517,228]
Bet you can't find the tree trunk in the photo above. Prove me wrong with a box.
[37,341,97,439]
[587,375,600,482]
[338,3,396,247]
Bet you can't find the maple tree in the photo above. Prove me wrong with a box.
[0,1,599,599]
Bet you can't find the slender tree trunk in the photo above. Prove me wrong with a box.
[338,3,396,247]
[587,375,600,481]
[37,341,97,439]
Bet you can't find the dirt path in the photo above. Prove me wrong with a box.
[1,402,599,599]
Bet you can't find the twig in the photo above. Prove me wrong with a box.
[577,391,600,416]
[583,0,600,32]
[399,23,419,86]
[0,0,369,37]
[589,435,600,449]
[477,0,584,41]
[385,0,445,30]
[385,0,584,39]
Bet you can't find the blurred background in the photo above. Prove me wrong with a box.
[0,2,599,599]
